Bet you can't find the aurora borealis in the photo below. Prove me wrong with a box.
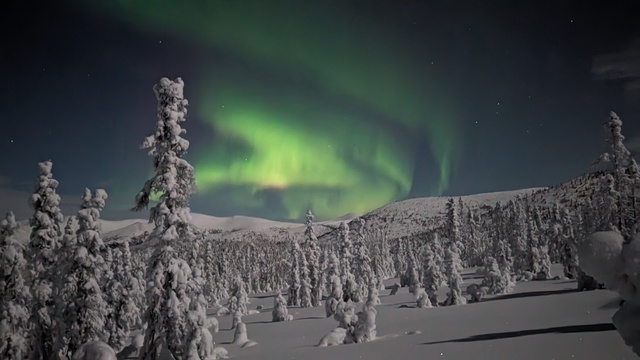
[2,1,639,220]
[88,0,459,219]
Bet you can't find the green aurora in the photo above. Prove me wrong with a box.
[89,0,460,219]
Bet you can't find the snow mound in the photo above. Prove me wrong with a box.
[578,231,625,287]
[71,341,116,360]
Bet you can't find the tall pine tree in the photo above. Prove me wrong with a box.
[133,77,198,360]
[27,161,65,360]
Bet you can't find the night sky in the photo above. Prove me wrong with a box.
[2,0,639,221]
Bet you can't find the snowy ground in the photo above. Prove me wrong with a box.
[123,264,635,359]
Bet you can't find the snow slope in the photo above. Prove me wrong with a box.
[194,264,634,360]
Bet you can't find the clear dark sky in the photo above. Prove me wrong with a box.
[1,0,639,221]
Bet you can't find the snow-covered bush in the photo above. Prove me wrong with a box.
[414,287,432,308]
[318,300,377,346]
[466,283,487,303]
[354,304,377,343]
[232,321,249,345]
[272,293,292,322]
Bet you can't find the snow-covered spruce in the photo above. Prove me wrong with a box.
[299,242,313,308]
[105,235,143,353]
[338,222,358,302]
[59,189,111,357]
[0,211,32,359]
[325,275,344,318]
[366,276,381,306]
[287,240,302,307]
[481,256,503,295]
[594,111,640,241]
[303,209,323,307]
[577,231,640,356]
[352,217,373,301]
[27,161,65,360]
[132,77,199,360]
[443,242,466,306]
[324,250,340,296]
[422,233,443,306]
[183,294,222,360]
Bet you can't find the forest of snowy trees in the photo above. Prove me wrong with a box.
[1,76,639,359]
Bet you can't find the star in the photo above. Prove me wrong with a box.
[10,139,14,143]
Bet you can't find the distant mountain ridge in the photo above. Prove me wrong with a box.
[13,172,603,244]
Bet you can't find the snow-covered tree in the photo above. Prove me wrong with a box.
[445,198,462,250]
[133,77,198,360]
[203,240,219,307]
[481,256,503,294]
[443,242,466,306]
[509,198,530,278]
[338,222,357,302]
[393,237,408,286]
[465,209,483,267]
[405,246,420,293]
[560,207,579,279]
[303,210,322,307]
[324,250,340,295]
[299,247,313,308]
[272,293,291,322]
[491,202,515,292]
[354,303,377,343]
[27,160,65,360]
[105,236,142,353]
[365,276,380,306]
[414,287,432,308]
[0,211,32,359]
[422,234,442,306]
[287,241,301,307]
[325,275,343,318]
[60,217,77,259]
[229,276,249,322]
[62,189,110,357]
[183,296,216,360]
[547,202,564,263]
[351,218,372,301]
[595,111,640,241]
[534,205,552,278]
